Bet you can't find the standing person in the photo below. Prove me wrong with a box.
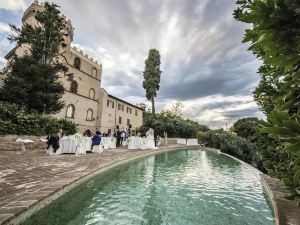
[156,135,161,146]
[91,131,101,150]
[163,131,168,146]
[57,129,64,138]
[116,129,121,147]
[84,129,91,137]
[121,131,125,145]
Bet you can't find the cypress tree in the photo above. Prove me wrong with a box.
[142,49,162,114]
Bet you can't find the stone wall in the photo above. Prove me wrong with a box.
[0,135,46,151]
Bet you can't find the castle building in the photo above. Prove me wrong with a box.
[1,1,143,133]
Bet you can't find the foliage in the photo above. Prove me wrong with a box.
[139,111,208,138]
[234,0,300,113]
[0,56,66,114]
[198,130,261,167]
[260,111,300,194]
[8,2,68,64]
[234,0,300,200]
[143,49,162,114]
[232,117,260,140]
[253,65,283,115]
[0,2,72,114]
[0,101,77,135]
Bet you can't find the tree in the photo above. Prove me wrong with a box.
[233,0,300,114]
[0,2,71,114]
[232,117,260,140]
[234,0,300,199]
[143,49,162,114]
[253,65,282,115]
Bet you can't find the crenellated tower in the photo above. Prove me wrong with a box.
[21,0,74,51]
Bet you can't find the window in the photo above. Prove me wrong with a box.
[135,110,138,116]
[86,108,93,121]
[74,57,81,69]
[127,119,130,126]
[107,100,114,108]
[89,88,95,99]
[91,67,97,77]
[118,104,124,111]
[70,81,78,93]
[127,107,132,114]
[119,116,122,124]
[66,104,75,118]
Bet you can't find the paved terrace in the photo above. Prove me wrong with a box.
[0,145,182,225]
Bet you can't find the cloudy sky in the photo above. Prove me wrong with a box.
[0,0,265,129]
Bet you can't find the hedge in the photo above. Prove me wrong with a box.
[0,101,77,135]
[198,130,262,168]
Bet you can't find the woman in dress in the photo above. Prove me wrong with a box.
[163,131,168,146]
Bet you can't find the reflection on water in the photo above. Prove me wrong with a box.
[21,150,275,225]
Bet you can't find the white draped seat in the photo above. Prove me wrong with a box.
[127,134,157,150]
[187,139,199,146]
[16,138,34,151]
[92,145,103,154]
[177,138,187,145]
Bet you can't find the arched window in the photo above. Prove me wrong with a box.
[86,108,93,121]
[66,104,75,118]
[74,57,81,69]
[70,81,78,93]
[89,88,95,99]
[91,67,97,77]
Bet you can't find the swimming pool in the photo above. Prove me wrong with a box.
[21,149,275,225]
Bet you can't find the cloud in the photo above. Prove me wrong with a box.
[0,0,264,128]
[0,22,10,32]
[0,0,26,11]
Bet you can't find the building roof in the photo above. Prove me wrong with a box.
[108,94,143,110]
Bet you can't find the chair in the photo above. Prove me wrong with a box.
[92,145,103,154]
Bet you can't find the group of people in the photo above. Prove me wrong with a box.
[83,128,131,149]
[46,127,168,153]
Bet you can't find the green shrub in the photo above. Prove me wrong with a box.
[0,101,77,135]
[198,130,261,168]
[138,112,204,138]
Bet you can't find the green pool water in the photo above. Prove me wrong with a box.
[21,149,275,225]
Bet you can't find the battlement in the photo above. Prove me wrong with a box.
[71,45,102,67]
[23,1,73,29]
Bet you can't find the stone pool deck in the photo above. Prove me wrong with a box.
[261,174,300,225]
[0,146,299,225]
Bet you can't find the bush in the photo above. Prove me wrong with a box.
[138,112,205,138]
[0,101,77,135]
[198,130,262,168]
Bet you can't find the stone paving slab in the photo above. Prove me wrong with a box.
[0,145,182,225]
[261,174,300,225]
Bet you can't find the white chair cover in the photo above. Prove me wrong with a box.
[187,139,199,146]
[177,138,187,145]
[92,145,103,154]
